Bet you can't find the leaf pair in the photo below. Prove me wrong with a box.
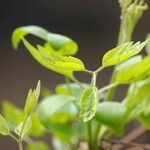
[15,81,41,140]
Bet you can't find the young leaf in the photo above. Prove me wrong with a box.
[21,38,85,77]
[80,87,99,122]
[15,117,31,139]
[25,80,41,116]
[12,25,78,55]
[123,79,150,121]
[0,114,10,136]
[95,102,125,135]
[2,101,44,137]
[115,56,150,84]
[102,40,147,67]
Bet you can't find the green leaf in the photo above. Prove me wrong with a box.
[138,114,150,129]
[102,40,147,67]
[2,101,44,137]
[123,79,150,121]
[116,55,142,71]
[115,56,150,84]
[21,38,85,78]
[55,82,89,97]
[145,33,150,55]
[80,87,99,122]
[25,80,41,116]
[12,25,78,55]
[15,117,32,139]
[37,95,77,126]
[95,102,125,135]
[0,114,10,136]
[27,141,49,150]
[37,95,83,143]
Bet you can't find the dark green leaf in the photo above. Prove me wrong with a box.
[95,102,125,135]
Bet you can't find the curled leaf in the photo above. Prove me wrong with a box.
[12,25,78,55]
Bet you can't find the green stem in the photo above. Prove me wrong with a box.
[95,66,105,75]
[98,83,118,95]
[19,141,23,150]
[87,121,92,150]
[10,133,19,143]
[84,69,93,75]
[70,76,83,89]
[93,124,101,146]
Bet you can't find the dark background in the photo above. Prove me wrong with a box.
[0,0,150,149]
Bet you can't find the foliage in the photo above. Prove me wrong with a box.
[0,0,150,150]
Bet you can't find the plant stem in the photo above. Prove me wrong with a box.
[95,66,105,75]
[70,76,83,89]
[84,69,93,75]
[10,133,19,143]
[19,141,23,150]
[87,121,92,150]
[98,83,118,95]
[93,123,101,146]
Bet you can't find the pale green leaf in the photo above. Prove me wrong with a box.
[0,114,10,136]
[12,25,78,55]
[15,117,31,139]
[80,87,99,122]
[115,56,150,84]
[37,95,81,143]
[2,101,44,137]
[102,40,147,67]
[123,79,150,121]
[25,80,41,116]
[95,102,125,135]
[22,38,85,77]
